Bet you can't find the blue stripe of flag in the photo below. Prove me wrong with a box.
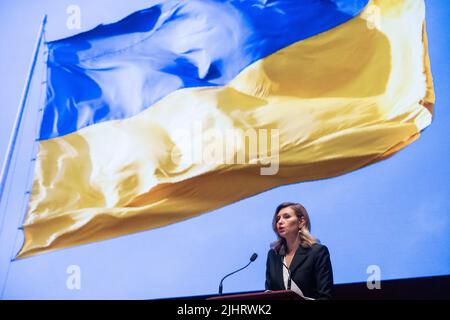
[41,0,368,140]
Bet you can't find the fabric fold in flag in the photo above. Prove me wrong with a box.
[41,0,369,140]
[17,0,434,258]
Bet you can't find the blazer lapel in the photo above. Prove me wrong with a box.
[274,246,309,289]
[273,251,285,289]
[289,246,309,275]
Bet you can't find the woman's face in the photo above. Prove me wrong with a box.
[275,206,302,239]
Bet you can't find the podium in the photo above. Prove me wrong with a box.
[207,290,304,300]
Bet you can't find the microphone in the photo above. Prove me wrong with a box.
[279,246,292,290]
[218,253,258,295]
[281,260,292,290]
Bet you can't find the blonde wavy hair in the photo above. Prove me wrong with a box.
[271,202,318,253]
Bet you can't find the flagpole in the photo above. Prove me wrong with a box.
[0,14,47,206]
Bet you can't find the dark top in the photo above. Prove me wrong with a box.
[265,243,333,300]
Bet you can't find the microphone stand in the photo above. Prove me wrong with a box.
[281,260,293,290]
[218,253,258,295]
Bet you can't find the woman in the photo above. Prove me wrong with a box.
[265,202,333,300]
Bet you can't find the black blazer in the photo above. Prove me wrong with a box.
[265,243,333,300]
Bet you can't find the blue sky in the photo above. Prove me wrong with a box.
[0,0,449,299]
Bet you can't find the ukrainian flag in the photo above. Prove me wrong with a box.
[17,0,434,258]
